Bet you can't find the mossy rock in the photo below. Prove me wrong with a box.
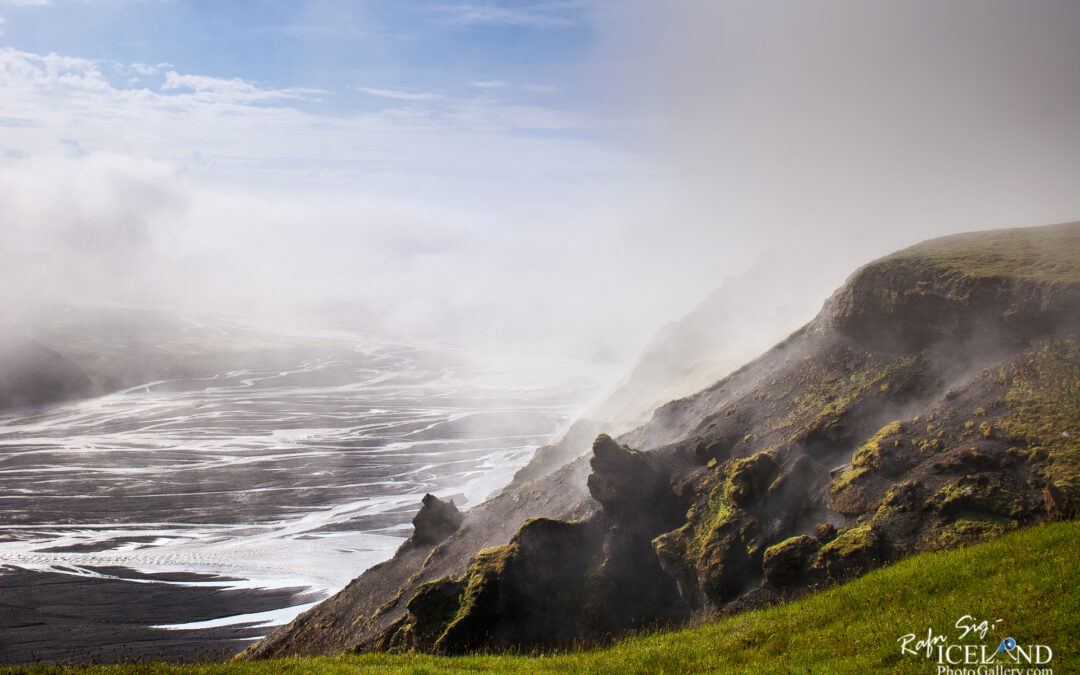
[653,525,704,608]
[930,447,1006,474]
[923,516,1014,550]
[434,543,518,652]
[1042,481,1078,519]
[872,480,923,521]
[726,451,780,508]
[927,475,1030,520]
[404,577,466,647]
[762,535,821,587]
[851,421,910,475]
[829,466,874,516]
[696,530,753,602]
[815,524,886,580]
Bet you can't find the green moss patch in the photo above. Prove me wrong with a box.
[996,338,1080,516]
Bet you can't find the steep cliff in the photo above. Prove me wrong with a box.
[243,221,1080,658]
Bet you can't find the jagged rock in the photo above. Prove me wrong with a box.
[411,494,464,545]
[762,535,821,586]
[587,434,666,517]
[815,523,837,544]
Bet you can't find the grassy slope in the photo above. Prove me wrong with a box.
[7,520,1077,674]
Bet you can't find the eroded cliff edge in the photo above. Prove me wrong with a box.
[242,221,1080,658]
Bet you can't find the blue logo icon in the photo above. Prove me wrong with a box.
[996,637,1017,653]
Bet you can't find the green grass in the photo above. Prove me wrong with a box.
[886,221,1080,285]
[6,520,1079,674]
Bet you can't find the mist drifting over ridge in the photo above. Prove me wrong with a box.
[1,0,1080,371]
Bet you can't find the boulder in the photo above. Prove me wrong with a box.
[411,494,464,545]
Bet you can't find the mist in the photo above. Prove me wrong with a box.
[2,0,1080,373]
[590,0,1080,302]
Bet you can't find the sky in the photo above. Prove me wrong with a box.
[2,1,1080,363]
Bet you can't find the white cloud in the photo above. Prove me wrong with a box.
[355,86,443,101]
[0,17,5,35]
[0,0,52,6]
[470,80,505,89]
[439,2,580,28]
[162,71,325,103]
[130,62,157,75]
[0,47,626,190]
[0,49,111,91]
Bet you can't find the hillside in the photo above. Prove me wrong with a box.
[0,306,349,412]
[5,519,1078,673]
[0,334,101,410]
[244,222,1080,658]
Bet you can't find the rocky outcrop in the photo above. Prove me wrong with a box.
[362,436,687,654]
[409,494,463,546]
[240,451,599,659]
[587,434,679,519]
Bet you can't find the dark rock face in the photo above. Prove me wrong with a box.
[367,438,688,655]
[372,518,606,654]
[245,221,1080,660]
[762,535,821,586]
[410,494,464,546]
[242,451,599,660]
[434,518,601,653]
[587,434,679,521]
